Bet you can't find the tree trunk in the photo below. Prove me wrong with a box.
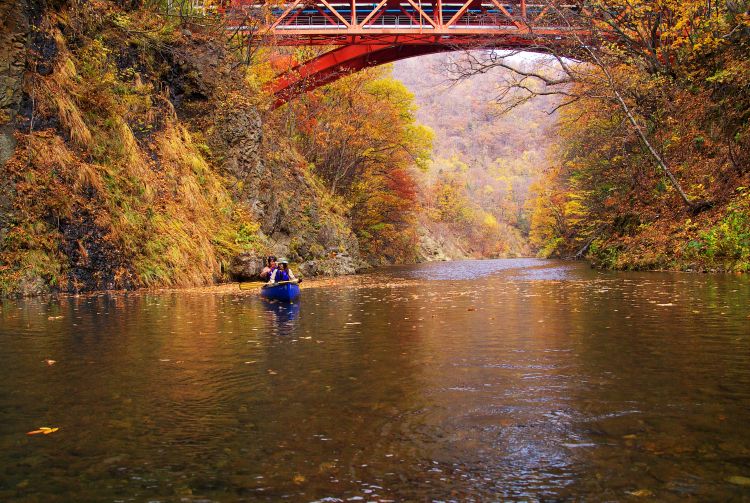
[586,47,698,209]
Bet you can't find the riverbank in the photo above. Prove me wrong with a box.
[15,270,425,300]
[8,253,746,302]
[585,191,750,273]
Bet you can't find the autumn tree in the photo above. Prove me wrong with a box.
[510,1,750,265]
[277,66,433,263]
[446,0,749,212]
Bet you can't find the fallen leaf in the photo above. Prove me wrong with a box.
[726,475,750,486]
[27,427,59,436]
[292,474,306,485]
[627,489,654,497]
[44,359,56,366]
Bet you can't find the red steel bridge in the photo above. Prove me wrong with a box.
[216,0,587,105]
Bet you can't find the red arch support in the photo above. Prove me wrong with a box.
[269,36,547,108]
[224,1,595,106]
[270,43,446,108]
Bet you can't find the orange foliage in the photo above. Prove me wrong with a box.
[276,67,432,263]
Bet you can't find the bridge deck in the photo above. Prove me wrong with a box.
[220,0,583,45]
[200,1,589,104]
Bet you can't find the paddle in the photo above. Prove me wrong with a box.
[238,279,302,291]
[238,281,265,291]
[262,279,301,288]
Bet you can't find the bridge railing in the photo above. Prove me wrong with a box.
[271,14,524,29]
[220,1,590,40]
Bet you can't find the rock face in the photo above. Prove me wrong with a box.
[212,97,366,280]
[217,107,263,182]
[228,252,264,281]
[0,0,28,167]
[0,0,28,246]
[0,1,368,295]
[415,224,469,263]
[298,252,366,277]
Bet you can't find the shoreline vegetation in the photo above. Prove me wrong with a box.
[17,269,439,299]
[1,1,748,298]
[7,257,747,304]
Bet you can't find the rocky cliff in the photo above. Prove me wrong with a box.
[0,0,366,296]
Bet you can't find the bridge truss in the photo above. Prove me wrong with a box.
[219,1,587,105]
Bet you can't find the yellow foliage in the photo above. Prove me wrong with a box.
[482,212,499,229]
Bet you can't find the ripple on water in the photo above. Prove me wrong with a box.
[1,259,749,501]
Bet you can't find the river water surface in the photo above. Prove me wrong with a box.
[1,259,749,501]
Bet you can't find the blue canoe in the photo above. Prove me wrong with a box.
[260,281,300,302]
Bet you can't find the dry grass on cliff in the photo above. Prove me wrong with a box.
[1,6,267,295]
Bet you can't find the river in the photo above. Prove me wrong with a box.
[1,259,749,501]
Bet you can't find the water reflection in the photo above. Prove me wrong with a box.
[0,260,749,501]
[397,257,549,280]
[261,299,301,336]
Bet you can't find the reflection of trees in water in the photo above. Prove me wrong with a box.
[4,264,750,500]
[255,286,433,495]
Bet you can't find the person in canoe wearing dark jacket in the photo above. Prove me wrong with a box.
[268,259,297,283]
[260,256,277,281]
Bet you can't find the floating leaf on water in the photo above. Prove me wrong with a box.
[726,475,750,486]
[27,427,59,436]
[44,359,56,366]
[627,489,654,497]
[318,461,336,473]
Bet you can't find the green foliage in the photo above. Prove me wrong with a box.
[588,240,621,269]
[684,189,750,270]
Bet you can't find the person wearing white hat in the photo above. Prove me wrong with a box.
[268,258,297,283]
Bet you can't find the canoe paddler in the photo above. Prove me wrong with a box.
[260,255,277,281]
[268,258,297,283]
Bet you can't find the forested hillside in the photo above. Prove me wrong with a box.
[405,2,749,272]
[0,0,430,295]
[267,67,433,266]
[393,54,560,259]
[1,0,747,297]
[516,1,750,271]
